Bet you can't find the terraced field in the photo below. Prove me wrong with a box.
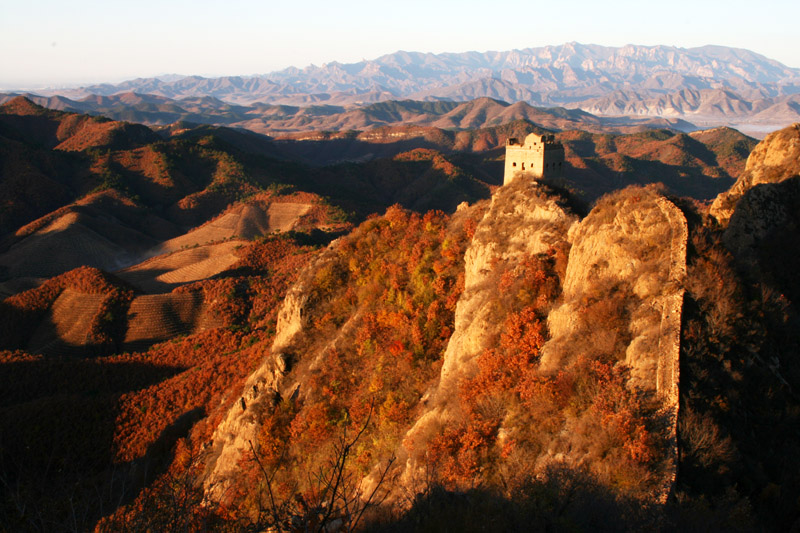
[266,202,313,231]
[0,211,152,279]
[117,240,246,293]
[122,292,206,352]
[26,288,108,356]
[154,202,312,254]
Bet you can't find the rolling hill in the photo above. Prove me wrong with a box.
[0,92,696,136]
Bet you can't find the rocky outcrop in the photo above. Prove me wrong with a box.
[716,124,800,291]
[203,179,689,505]
[710,123,800,225]
[539,186,686,501]
[394,178,577,486]
[541,188,686,392]
[202,243,339,502]
[202,350,287,503]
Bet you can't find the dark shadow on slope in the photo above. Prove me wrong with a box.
[368,467,662,533]
[0,358,199,532]
[676,215,800,531]
[274,137,455,166]
[0,359,185,407]
[553,159,736,206]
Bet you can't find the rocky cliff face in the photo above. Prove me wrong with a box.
[708,123,800,305]
[542,188,686,399]
[710,123,800,225]
[202,244,339,501]
[393,179,577,486]
[202,177,689,506]
[438,181,577,400]
[540,187,686,500]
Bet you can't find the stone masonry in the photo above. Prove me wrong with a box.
[503,133,565,185]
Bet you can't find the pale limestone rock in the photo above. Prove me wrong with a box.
[539,190,686,503]
[202,349,283,502]
[710,123,800,225]
[203,245,337,502]
[394,179,577,487]
[540,190,686,402]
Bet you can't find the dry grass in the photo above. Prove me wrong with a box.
[117,240,246,293]
[122,292,206,352]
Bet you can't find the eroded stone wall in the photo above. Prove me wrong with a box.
[653,196,687,502]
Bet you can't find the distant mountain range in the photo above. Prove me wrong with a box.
[0,43,800,136]
[11,43,799,133]
[0,93,696,137]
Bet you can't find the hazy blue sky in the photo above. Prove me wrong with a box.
[1,0,798,88]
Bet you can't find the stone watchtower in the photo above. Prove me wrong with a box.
[503,133,565,185]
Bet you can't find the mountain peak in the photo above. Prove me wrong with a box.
[0,96,48,116]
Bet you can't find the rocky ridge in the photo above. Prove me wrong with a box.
[392,180,576,487]
[208,176,689,505]
[710,123,800,224]
[17,44,800,130]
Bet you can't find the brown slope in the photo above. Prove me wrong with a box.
[54,115,159,152]
[0,134,84,234]
[551,127,754,202]
[0,210,155,279]
[0,96,158,151]
[26,289,109,356]
[688,126,759,179]
[0,99,168,235]
[116,240,247,293]
[152,192,318,255]
[0,266,132,352]
[749,95,800,123]
[0,191,180,283]
[0,95,54,116]
[122,292,210,353]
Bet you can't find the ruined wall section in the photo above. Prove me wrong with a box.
[654,197,686,406]
[653,196,686,502]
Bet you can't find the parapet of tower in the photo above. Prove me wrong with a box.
[503,133,565,185]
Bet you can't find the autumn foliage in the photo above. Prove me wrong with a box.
[188,205,475,520]
[426,250,659,494]
[0,237,313,531]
